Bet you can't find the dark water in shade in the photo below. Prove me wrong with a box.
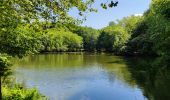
[12,53,170,100]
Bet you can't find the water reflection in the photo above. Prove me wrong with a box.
[125,57,170,100]
[12,53,170,100]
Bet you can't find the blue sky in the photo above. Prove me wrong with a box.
[69,0,151,29]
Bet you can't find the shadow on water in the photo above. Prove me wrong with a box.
[125,56,170,100]
[12,53,170,100]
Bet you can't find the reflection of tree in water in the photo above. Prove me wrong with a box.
[125,57,170,100]
[102,58,137,87]
[14,53,138,87]
[13,53,170,100]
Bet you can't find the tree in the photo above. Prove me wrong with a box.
[118,15,143,34]
[97,25,129,53]
[125,16,155,56]
[146,0,170,56]
[39,28,83,52]
[126,0,170,56]
[0,25,42,58]
[98,15,142,54]
[72,26,99,51]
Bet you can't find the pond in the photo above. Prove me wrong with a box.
[13,53,170,100]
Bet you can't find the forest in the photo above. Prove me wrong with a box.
[0,0,170,99]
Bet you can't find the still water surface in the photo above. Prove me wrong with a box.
[13,53,170,100]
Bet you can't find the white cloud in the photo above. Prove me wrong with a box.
[134,13,143,16]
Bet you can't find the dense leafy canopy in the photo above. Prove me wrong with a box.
[126,0,170,56]
[97,25,129,53]
[72,26,100,51]
[40,28,83,52]
[146,0,170,56]
[0,25,42,57]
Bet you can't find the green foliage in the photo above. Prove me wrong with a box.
[73,26,100,51]
[97,16,142,54]
[0,55,11,76]
[97,25,130,53]
[0,23,83,54]
[0,25,42,58]
[126,34,154,56]
[146,0,170,56]
[101,1,118,9]
[118,15,143,34]
[125,17,155,56]
[0,0,117,35]
[40,29,83,52]
[126,0,170,56]
[2,84,47,100]
[0,0,95,26]
[130,19,148,38]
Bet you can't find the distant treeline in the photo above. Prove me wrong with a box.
[0,0,169,58]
